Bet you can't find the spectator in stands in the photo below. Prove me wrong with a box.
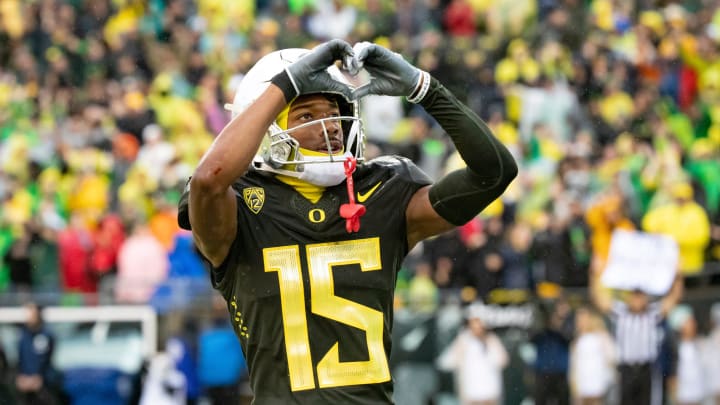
[437,303,509,405]
[685,139,720,222]
[30,189,64,293]
[499,221,533,290]
[642,182,711,276]
[530,299,573,405]
[275,13,314,50]
[89,214,125,293]
[669,305,706,405]
[150,233,209,314]
[394,0,436,37]
[115,221,169,304]
[591,274,684,405]
[135,124,177,184]
[529,211,575,287]
[422,227,466,291]
[57,213,96,295]
[564,199,592,287]
[704,303,720,405]
[198,295,249,405]
[164,313,201,405]
[139,352,187,405]
[4,223,33,294]
[148,197,182,251]
[306,0,356,41]
[442,0,476,38]
[457,218,504,301]
[569,305,617,405]
[407,261,439,315]
[114,92,158,144]
[15,302,58,405]
[585,190,636,277]
[353,0,396,40]
[657,318,678,405]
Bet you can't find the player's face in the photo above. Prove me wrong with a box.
[287,94,344,154]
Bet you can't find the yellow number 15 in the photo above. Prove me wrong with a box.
[263,237,390,391]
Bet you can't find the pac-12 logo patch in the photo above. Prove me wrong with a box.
[243,187,265,214]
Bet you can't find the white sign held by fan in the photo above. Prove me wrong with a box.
[601,230,678,295]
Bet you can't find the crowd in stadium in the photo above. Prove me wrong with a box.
[2,0,720,404]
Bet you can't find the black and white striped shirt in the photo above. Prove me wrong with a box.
[610,301,664,365]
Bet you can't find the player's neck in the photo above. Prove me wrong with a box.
[276,174,325,203]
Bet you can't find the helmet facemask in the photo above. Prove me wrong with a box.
[258,96,365,170]
[225,48,365,183]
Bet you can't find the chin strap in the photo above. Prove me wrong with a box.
[339,157,366,233]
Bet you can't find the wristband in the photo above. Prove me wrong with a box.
[271,70,298,103]
[406,70,431,104]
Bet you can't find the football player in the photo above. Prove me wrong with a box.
[179,39,517,404]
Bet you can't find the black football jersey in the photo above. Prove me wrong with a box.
[181,156,432,404]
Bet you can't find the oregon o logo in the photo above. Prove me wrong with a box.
[308,209,326,223]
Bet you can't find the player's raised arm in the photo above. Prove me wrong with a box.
[187,39,355,266]
[352,42,518,247]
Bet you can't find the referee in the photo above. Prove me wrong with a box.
[591,275,683,405]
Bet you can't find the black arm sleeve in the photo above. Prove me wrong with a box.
[422,77,518,225]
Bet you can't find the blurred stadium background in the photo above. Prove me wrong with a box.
[2,0,720,404]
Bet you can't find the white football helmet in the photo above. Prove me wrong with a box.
[225,48,365,178]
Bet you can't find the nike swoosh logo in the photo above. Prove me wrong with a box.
[357,181,382,203]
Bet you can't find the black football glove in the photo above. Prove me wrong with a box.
[351,42,429,103]
[271,39,355,102]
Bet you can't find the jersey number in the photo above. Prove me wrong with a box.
[263,237,390,391]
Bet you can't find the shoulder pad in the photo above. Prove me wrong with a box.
[177,177,247,231]
[363,155,433,185]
